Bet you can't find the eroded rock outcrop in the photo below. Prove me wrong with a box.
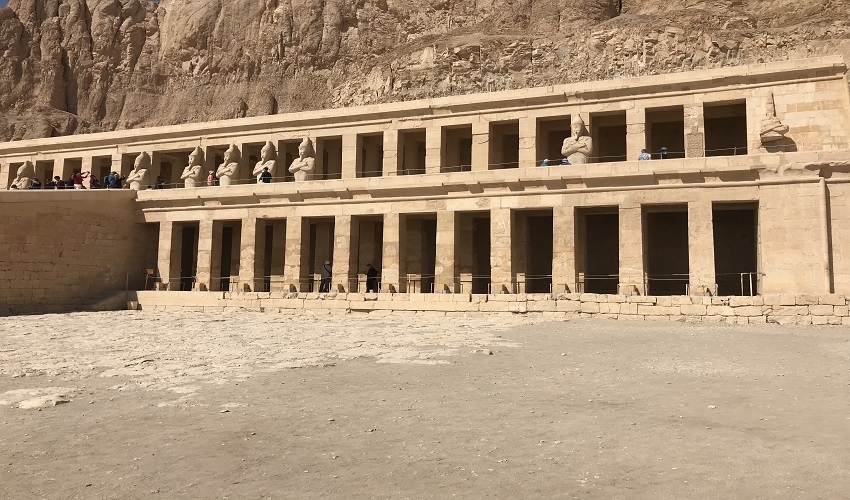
[0,0,848,141]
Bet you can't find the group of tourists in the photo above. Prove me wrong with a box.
[318,262,380,293]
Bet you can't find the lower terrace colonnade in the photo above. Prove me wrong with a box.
[151,202,765,298]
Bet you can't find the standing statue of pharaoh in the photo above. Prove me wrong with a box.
[215,144,241,187]
[181,146,205,188]
[561,115,594,164]
[10,161,35,189]
[126,152,151,190]
[288,137,315,182]
[252,141,277,183]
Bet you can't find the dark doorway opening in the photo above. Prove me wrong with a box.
[179,223,199,291]
[576,209,619,294]
[645,207,690,295]
[713,204,759,296]
[705,102,748,157]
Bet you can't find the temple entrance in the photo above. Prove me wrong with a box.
[357,133,383,178]
[514,210,554,293]
[442,125,472,173]
[644,205,690,295]
[705,101,748,157]
[713,203,759,296]
[536,116,571,165]
[591,111,627,163]
[316,137,342,180]
[457,212,491,293]
[353,217,383,292]
[178,222,199,291]
[489,121,519,169]
[404,214,437,293]
[398,129,426,175]
[258,219,287,292]
[646,106,685,159]
[307,218,335,292]
[576,208,619,294]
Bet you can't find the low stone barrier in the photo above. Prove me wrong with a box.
[130,291,850,325]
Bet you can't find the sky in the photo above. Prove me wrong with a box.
[0,1,8,8]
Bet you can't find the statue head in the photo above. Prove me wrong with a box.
[134,152,151,170]
[16,161,34,177]
[298,137,315,158]
[570,115,585,139]
[223,144,241,164]
[261,141,276,162]
[188,146,205,166]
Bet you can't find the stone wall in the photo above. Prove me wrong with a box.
[0,190,150,315]
[131,291,850,325]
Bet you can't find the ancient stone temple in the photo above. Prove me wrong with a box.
[2,57,850,322]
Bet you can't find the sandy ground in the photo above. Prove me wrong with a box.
[0,311,848,499]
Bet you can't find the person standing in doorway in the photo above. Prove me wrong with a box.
[320,260,332,293]
[365,264,379,292]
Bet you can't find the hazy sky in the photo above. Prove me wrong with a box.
[0,1,8,8]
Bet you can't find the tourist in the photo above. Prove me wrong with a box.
[539,159,549,167]
[561,157,570,166]
[72,170,89,189]
[207,170,216,186]
[319,260,332,293]
[155,176,164,189]
[109,172,123,189]
[259,167,272,183]
[89,176,100,189]
[638,149,651,161]
[29,177,41,189]
[365,264,379,292]
[658,146,669,160]
[45,178,56,189]
[53,176,65,189]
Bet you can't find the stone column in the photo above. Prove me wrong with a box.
[518,117,537,169]
[435,211,457,292]
[0,161,8,189]
[382,129,399,177]
[745,96,762,154]
[688,201,716,295]
[552,205,576,293]
[619,204,645,295]
[626,107,646,161]
[238,218,259,292]
[196,220,215,291]
[283,216,306,292]
[54,158,72,181]
[490,208,514,293]
[157,221,181,290]
[342,133,358,179]
[381,213,406,292]
[471,121,490,171]
[684,104,705,158]
[425,126,441,175]
[332,215,354,292]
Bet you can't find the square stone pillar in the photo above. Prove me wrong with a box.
[684,104,705,158]
[0,162,9,189]
[54,158,73,180]
[490,208,514,293]
[435,211,457,293]
[471,121,490,171]
[745,96,762,153]
[552,206,576,293]
[619,204,645,295]
[381,213,406,292]
[518,117,536,169]
[283,216,306,292]
[196,220,216,291]
[382,129,399,177]
[332,215,354,292]
[425,126,441,174]
[626,107,646,161]
[157,221,181,290]
[238,218,259,291]
[688,201,716,295]
[342,133,358,179]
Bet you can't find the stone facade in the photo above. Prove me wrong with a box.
[2,57,850,317]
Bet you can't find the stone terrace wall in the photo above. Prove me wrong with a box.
[0,191,149,315]
[132,291,850,325]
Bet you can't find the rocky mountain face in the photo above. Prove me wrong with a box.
[1,0,848,141]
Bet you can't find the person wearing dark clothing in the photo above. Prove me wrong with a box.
[29,178,41,189]
[260,167,272,183]
[658,146,669,160]
[53,176,65,189]
[155,175,164,189]
[319,260,332,293]
[365,264,379,292]
[90,176,100,189]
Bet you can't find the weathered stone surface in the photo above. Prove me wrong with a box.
[1,0,849,141]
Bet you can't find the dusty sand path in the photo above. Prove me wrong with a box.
[1,312,848,499]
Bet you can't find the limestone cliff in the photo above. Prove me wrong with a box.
[0,0,848,141]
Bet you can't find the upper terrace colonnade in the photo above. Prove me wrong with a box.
[2,56,850,301]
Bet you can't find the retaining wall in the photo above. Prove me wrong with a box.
[130,291,850,325]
